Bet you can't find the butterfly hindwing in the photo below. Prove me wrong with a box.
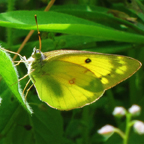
[31,60,104,110]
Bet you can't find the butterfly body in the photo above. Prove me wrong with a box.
[27,48,141,110]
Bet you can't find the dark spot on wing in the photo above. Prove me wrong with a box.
[108,73,111,76]
[85,58,91,63]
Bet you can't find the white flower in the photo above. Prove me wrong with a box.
[98,125,115,138]
[128,105,141,116]
[133,121,144,135]
[113,107,126,117]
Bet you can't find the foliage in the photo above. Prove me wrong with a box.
[0,0,144,144]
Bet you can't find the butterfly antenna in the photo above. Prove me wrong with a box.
[35,15,42,51]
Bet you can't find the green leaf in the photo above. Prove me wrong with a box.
[0,47,32,114]
[0,11,144,43]
[51,4,144,34]
[0,91,63,144]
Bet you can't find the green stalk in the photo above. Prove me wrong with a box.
[114,128,125,139]
[123,113,132,144]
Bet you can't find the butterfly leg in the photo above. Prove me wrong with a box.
[24,83,34,104]
[14,60,24,66]
[22,79,34,104]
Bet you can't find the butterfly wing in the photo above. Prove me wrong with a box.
[49,50,141,90]
[31,60,104,110]
[30,50,141,110]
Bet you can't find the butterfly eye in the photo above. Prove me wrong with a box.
[31,48,42,58]
[33,48,40,54]
[36,50,41,54]
[85,58,91,63]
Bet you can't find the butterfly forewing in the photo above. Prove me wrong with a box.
[31,59,104,110]
[54,50,141,90]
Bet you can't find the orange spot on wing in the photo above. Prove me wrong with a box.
[69,78,76,84]
[84,69,89,73]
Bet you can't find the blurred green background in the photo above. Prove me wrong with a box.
[0,0,144,144]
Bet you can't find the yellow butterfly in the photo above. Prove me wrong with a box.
[25,48,141,110]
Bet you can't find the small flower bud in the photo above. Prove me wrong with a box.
[133,121,144,135]
[128,105,141,116]
[112,107,126,117]
[98,125,115,138]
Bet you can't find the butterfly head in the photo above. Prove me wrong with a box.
[31,47,46,60]
[31,47,41,58]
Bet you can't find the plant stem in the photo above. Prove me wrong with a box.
[114,128,125,139]
[123,113,132,144]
